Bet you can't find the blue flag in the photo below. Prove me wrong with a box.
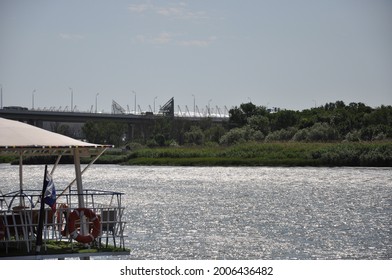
[44,172,56,211]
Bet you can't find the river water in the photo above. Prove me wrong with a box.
[1,164,391,259]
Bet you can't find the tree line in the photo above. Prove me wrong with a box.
[82,101,392,147]
[224,101,392,144]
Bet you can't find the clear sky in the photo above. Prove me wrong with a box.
[1,0,391,114]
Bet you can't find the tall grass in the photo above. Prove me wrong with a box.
[311,142,392,166]
[125,142,392,167]
[3,142,390,167]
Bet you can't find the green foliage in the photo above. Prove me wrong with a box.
[311,142,392,166]
[123,142,392,167]
[293,122,339,142]
[154,134,166,147]
[184,126,205,145]
[228,102,268,128]
[225,101,392,143]
[344,130,361,142]
[147,118,226,146]
[0,155,16,163]
[204,124,226,143]
[270,110,299,130]
[219,126,264,145]
[82,120,127,147]
[125,142,145,151]
[247,115,270,135]
[265,127,298,142]
[360,125,391,141]
[51,123,72,137]
[0,240,128,257]
[152,118,176,144]
[219,127,244,145]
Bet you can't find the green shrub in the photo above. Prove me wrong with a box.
[265,127,298,142]
[184,126,205,145]
[219,126,264,145]
[311,142,392,166]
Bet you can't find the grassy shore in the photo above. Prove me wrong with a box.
[2,141,391,167]
[121,141,392,167]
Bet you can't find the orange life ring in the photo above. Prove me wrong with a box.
[56,203,69,237]
[68,208,101,243]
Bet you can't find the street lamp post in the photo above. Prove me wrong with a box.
[192,94,195,117]
[69,87,73,112]
[208,99,212,116]
[132,90,136,114]
[32,89,36,109]
[95,93,99,113]
[154,96,157,113]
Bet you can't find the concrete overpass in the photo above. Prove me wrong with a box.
[0,107,227,124]
[0,107,228,141]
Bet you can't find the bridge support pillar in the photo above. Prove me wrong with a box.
[127,124,134,141]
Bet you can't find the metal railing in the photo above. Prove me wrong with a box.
[0,189,126,255]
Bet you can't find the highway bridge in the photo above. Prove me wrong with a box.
[0,107,227,123]
[0,106,228,141]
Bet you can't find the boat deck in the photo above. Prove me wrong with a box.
[0,189,129,259]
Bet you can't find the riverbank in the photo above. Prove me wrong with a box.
[120,141,392,167]
[2,141,391,167]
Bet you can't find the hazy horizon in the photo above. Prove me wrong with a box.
[1,0,391,113]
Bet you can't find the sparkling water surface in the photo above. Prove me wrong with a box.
[1,164,391,259]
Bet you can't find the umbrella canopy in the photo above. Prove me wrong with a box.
[0,117,112,207]
[0,117,111,155]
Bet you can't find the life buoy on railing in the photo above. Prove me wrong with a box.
[68,208,101,243]
[56,203,69,237]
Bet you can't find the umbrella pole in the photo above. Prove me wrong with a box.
[19,153,24,207]
[73,148,85,208]
[36,165,48,254]
[73,148,90,260]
